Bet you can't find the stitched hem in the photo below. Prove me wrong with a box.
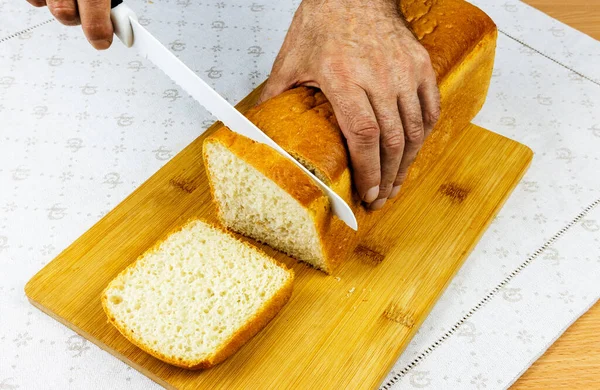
[499,29,600,87]
[380,198,600,389]
[0,18,55,44]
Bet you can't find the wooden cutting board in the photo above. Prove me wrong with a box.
[25,86,533,389]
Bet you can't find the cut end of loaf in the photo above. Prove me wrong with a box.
[102,219,294,369]
[203,138,331,272]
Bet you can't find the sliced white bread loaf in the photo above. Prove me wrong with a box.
[203,0,497,274]
[203,134,335,272]
[101,219,294,369]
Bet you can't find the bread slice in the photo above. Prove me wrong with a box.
[203,90,352,274]
[101,219,294,369]
[203,0,497,274]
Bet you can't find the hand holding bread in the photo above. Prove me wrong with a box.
[260,0,441,210]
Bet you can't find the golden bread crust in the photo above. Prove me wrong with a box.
[101,219,294,369]
[206,274,294,367]
[204,126,326,208]
[401,0,497,82]
[243,87,348,185]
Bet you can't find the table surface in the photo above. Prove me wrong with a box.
[513,1,600,388]
[0,1,596,388]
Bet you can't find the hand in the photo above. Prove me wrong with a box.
[260,0,440,210]
[26,0,113,49]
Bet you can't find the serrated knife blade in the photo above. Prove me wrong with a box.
[110,2,357,230]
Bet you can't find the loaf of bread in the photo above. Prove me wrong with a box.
[102,219,294,369]
[203,0,497,273]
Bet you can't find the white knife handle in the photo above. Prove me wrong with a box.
[110,1,137,48]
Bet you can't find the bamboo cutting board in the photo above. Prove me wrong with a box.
[25,86,533,389]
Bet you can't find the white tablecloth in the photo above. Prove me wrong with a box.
[0,1,598,389]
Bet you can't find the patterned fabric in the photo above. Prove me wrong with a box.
[0,1,598,389]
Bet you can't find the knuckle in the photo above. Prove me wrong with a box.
[425,64,438,81]
[52,6,78,24]
[381,130,404,152]
[408,43,431,67]
[348,118,379,144]
[406,129,424,146]
[404,115,425,144]
[417,48,432,67]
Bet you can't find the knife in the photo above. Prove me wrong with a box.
[109,0,358,230]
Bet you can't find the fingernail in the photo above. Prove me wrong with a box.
[370,198,386,211]
[364,186,379,203]
[389,185,401,199]
[90,39,112,50]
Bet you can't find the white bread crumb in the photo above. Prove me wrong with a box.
[102,219,293,369]
[204,141,327,270]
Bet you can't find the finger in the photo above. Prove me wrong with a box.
[417,68,441,137]
[78,0,113,50]
[394,91,424,191]
[258,57,296,104]
[369,94,404,209]
[258,74,293,105]
[47,0,80,26]
[27,0,47,7]
[323,84,381,203]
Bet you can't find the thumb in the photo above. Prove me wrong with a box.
[258,74,294,105]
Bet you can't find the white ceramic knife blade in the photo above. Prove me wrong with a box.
[110,3,357,230]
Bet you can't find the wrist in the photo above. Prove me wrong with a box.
[299,0,402,21]
[301,0,398,10]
